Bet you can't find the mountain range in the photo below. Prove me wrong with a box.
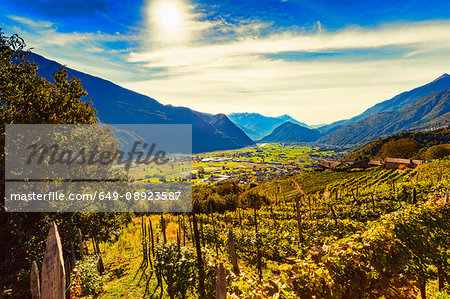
[318,73,450,134]
[30,52,449,150]
[228,113,310,140]
[318,88,450,145]
[248,74,450,146]
[259,122,321,143]
[30,53,254,153]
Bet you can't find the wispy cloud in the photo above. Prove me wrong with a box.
[3,15,141,81]
[7,15,135,47]
[124,12,450,124]
[129,21,450,66]
[7,15,53,28]
[4,2,450,125]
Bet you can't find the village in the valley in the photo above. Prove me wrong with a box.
[128,143,425,185]
[190,143,423,184]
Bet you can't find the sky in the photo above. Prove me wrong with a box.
[1,0,450,125]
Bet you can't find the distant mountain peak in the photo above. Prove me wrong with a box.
[431,73,450,83]
[229,112,257,116]
[276,114,300,122]
[259,121,321,143]
[228,112,311,140]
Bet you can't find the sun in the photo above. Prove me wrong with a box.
[155,1,182,33]
[149,0,187,42]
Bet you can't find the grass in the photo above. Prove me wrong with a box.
[98,214,184,298]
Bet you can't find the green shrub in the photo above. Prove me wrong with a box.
[153,243,197,298]
[435,291,450,299]
[422,144,450,160]
[71,255,104,297]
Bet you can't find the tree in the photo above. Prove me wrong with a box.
[0,30,129,297]
[0,32,97,125]
[378,138,419,159]
[422,144,450,160]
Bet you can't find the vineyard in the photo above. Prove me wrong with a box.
[83,159,450,299]
[2,29,450,299]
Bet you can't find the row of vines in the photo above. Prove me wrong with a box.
[122,160,449,298]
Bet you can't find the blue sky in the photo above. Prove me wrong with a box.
[2,0,450,124]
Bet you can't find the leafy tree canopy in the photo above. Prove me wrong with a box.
[0,29,97,125]
[378,138,419,159]
[423,144,450,160]
[0,30,127,297]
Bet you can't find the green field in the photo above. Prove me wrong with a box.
[191,143,344,183]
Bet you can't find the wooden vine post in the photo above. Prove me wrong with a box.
[147,222,153,269]
[160,214,167,244]
[438,263,444,291]
[419,281,426,299]
[30,261,41,299]
[329,203,338,226]
[200,215,206,248]
[77,228,84,259]
[210,203,219,257]
[41,222,65,299]
[92,237,104,274]
[228,229,240,275]
[295,196,304,244]
[192,212,206,298]
[189,214,195,246]
[70,242,76,271]
[64,256,71,298]
[216,262,226,299]
[292,180,306,242]
[136,216,149,282]
[182,214,186,246]
[254,205,262,280]
[149,219,155,258]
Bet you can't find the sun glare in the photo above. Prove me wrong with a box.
[150,0,187,42]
